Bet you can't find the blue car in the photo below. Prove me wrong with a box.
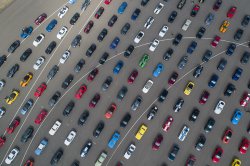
[131,8,141,20]
[118,2,128,14]
[35,138,48,155]
[231,109,242,125]
[20,26,33,38]
[187,41,197,54]
[232,67,243,81]
[153,63,164,77]
[113,60,124,74]
[108,131,120,149]
[46,19,57,32]
[110,37,120,49]
[208,74,219,88]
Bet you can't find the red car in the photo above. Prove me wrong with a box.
[24,159,34,166]
[152,134,163,150]
[6,117,20,134]
[34,109,47,124]
[0,136,6,148]
[95,7,104,19]
[162,116,174,132]
[199,91,210,104]
[168,72,178,86]
[34,82,47,97]
[128,69,138,84]
[89,93,100,108]
[222,128,232,144]
[87,68,99,81]
[212,147,223,163]
[84,20,94,34]
[190,4,200,17]
[213,0,222,11]
[227,6,237,19]
[211,36,221,48]
[75,84,87,99]
[105,103,117,119]
[239,138,249,154]
[185,155,196,166]
[240,92,250,107]
[34,13,47,25]
[104,0,112,5]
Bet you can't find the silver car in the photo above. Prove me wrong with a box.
[178,56,188,69]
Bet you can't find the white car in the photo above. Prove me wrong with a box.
[182,19,192,31]
[33,56,45,70]
[49,120,62,136]
[64,129,77,146]
[159,25,168,37]
[178,125,190,141]
[33,33,45,47]
[58,6,69,18]
[214,100,225,114]
[144,16,154,29]
[5,147,19,164]
[154,3,164,14]
[149,39,160,52]
[0,79,5,91]
[134,31,144,44]
[95,151,107,166]
[0,107,6,118]
[60,50,71,64]
[57,26,68,39]
[142,79,154,93]
[124,143,136,159]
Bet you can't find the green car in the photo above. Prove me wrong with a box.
[139,54,150,68]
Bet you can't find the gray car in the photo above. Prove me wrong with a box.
[8,40,20,53]
[71,35,81,48]
[62,74,74,89]
[121,23,130,35]
[202,50,212,62]
[131,95,143,111]
[102,76,113,91]
[21,126,34,143]
[49,91,61,107]
[74,59,85,73]
[217,58,227,71]
[7,64,19,78]
[193,65,203,78]
[177,56,188,69]
[63,101,75,116]
[47,65,59,80]
[117,86,128,101]
[205,13,214,26]
[20,99,34,115]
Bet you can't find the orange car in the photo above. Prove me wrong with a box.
[220,20,230,33]
[20,72,33,87]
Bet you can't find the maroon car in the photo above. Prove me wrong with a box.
[84,20,94,34]
[199,91,210,104]
[87,68,99,81]
[6,117,20,134]
[128,69,138,84]
[152,134,163,150]
[185,155,196,166]
[168,72,178,86]
[95,7,104,19]
[0,136,6,148]
[89,93,101,108]
[35,13,47,25]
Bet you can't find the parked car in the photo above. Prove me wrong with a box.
[212,147,223,163]
[204,117,215,133]
[7,64,19,78]
[33,56,45,70]
[89,93,100,108]
[173,33,183,46]
[231,109,242,125]
[163,48,174,61]
[0,107,6,118]
[20,26,33,38]
[121,23,130,35]
[173,98,184,112]
[6,117,20,134]
[178,125,190,141]
[128,69,138,84]
[217,58,227,71]
[190,4,200,17]
[78,110,89,126]
[98,28,108,42]
[154,3,164,14]
[189,108,200,122]
[211,35,221,48]
[199,90,210,104]
[193,65,203,78]
[35,13,47,25]
[63,101,75,116]
[95,6,104,19]
[222,128,232,144]
[34,109,47,124]
[232,67,243,81]
[95,151,107,166]
[20,48,32,62]
[135,124,147,140]
[108,132,120,148]
[64,129,77,146]
[186,155,196,166]
[117,86,128,101]
[220,20,230,33]
[21,126,34,143]
[80,140,93,157]
[58,6,69,18]
[120,113,131,128]
[71,35,81,48]
[142,79,153,93]
[153,63,164,77]
[195,134,206,151]
[35,138,48,155]
[152,134,163,150]
[49,120,61,135]
[46,19,57,32]
[5,89,19,105]
[168,11,177,23]
[57,26,68,39]
[59,50,71,64]
[45,41,56,54]
[8,40,20,53]
[5,147,19,164]
[182,19,192,31]
[241,15,250,27]
[158,89,168,103]
[205,13,215,26]
[178,56,188,69]
[131,96,143,111]
[224,83,236,96]
[93,121,104,137]
[131,8,141,20]
[134,31,144,43]
[184,81,194,95]
[113,61,124,74]
[227,6,237,18]
[50,148,63,165]
[105,103,117,119]
[124,45,134,58]
[141,0,150,6]
[108,15,118,27]
[177,0,186,9]
[124,143,136,159]
[168,72,178,86]
[86,44,97,57]
[234,29,243,41]
[240,92,250,107]
[239,138,249,154]
[144,16,154,29]
[48,91,61,107]
[47,65,59,80]
[214,100,225,114]
[208,74,219,88]
[168,144,179,161]
[226,43,236,56]
[84,20,94,34]
[20,99,33,115]
[102,76,113,91]
[74,58,85,72]
[147,105,158,120]
[240,51,250,64]
[213,0,222,11]
[99,52,109,64]
[187,41,197,54]
[139,54,149,68]
[34,83,47,97]
[0,55,7,68]
[162,116,174,132]
[20,72,33,87]
[70,12,80,25]
[118,2,127,14]
[110,37,120,49]
[75,84,87,99]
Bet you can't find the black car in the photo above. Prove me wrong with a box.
[131,8,141,20]
[131,95,143,111]
[70,12,80,25]
[47,65,59,80]
[202,50,212,62]
[173,33,183,46]
[45,41,56,54]
[196,27,206,39]
[0,55,7,68]
[101,76,113,91]
[195,134,206,151]
[99,52,109,64]
[78,110,89,125]
[124,45,134,58]
[71,160,80,166]
[63,101,75,116]
[121,23,130,35]
[50,148,63,165]
[177,0,186,9]
[240,51,250,64]
[20,48,32,62]
[234,29,243,41]
[108,15,118,27]
[147,105,158,120]
[204,117,215,133]
[173,98,184,112]
[241,15,250,27]
[189,108,200,122]
[74,59,85,72]
[168,144,179,161]
[217,58,227,71]
[168,11,177,23]
[158,89,168,103]
[80,140,92,157]
[86,44,96,57]
[224,83,236,96]
[226,43,236,56]
[48,91,61,107]
[141,0,150,6]
[7,64,19,78]
[97,28,108,42]
[117,86,128,101]
[71,35,82,48]
[21,126,34,143]
[193,65,203,78]
[187,41,197,54]
[120,113,131,127]
[93,121,104,137]
[8,40,20,53]
[62,74,74,89]
[163,48,174,61]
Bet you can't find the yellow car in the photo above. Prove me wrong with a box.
[232,158,241,166]
[220,20,230,33]
[5,89,19,105]
[135,124,148,140]
[20,72,33,87]
[184,81,195,95]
